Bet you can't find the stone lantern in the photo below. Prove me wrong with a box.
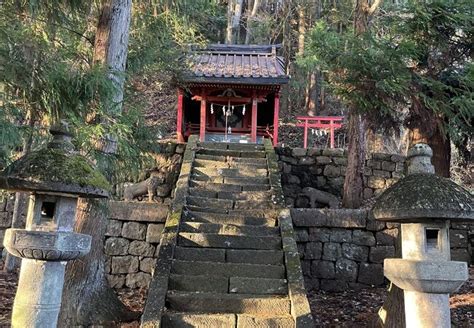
[0,122,109,328]
[372,143,473,328]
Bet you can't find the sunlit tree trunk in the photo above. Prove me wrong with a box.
[226,0,244,44]
[60,0,137,325]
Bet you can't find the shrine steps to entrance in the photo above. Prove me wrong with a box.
[141,136,313,327]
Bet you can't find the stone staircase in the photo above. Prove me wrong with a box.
[142,137,313,327]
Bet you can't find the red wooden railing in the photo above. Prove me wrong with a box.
[296,116,344,149]
[185,123,273,140]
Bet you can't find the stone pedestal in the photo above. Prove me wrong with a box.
[12,260,66,327]
[404,291,450,328]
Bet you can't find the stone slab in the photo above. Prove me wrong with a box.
[178,233,281,250]
[169,274,228,293]
[171,260,285,279]
[166,292,291,315]
[180,222,279,236]
[229,277,288,295]
[162,313,236,328]
[174,246,226,262]
[109,201,168,222]
[226,249,284,265]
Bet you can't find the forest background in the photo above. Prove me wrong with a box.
[1,0,472,191]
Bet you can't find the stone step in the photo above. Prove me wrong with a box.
[189,180,270,192]
[190,174,270,186]
[185,196,234,209]
[184,206,279,219]
[195,153,268,164]
[183,210,277,227]
[193,167,269,178]
[197,148,266,158]
[229,277,288,295]
[224,176,270,185]
[194,158,267,170]
[180,222,280,236]
[226,249,284,265]
[236,314,295,328]
[169,274,228,293]
[174,246,225,262]
[198,142,265,152]
[171,260,285,279]
[217,190,274,201]
[188,188,274,201]
[169,274,287,296]
[178,232,282,250]
[162,312,236,328]
[166,292,291,315]
[162,313,295,328]
[234,200,278,210]
[174,247,284,265]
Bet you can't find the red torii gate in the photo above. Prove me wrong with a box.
[296,116,344,149]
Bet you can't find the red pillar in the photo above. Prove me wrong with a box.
[330,119,335,148]
[251,95,258,143]
[176,89,184,143]
[273,91,280,145]
[303,120,308,149]
[200,95,207,142]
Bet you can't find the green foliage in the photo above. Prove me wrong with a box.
[301,0,473,140]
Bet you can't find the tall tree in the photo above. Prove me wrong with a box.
[244,0,260,44]
[342,0,382,208]
[226,0,244,44]
[60,0,137,326]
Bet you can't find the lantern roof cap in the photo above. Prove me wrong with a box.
[0,122,109,198]
[372,144,473,222]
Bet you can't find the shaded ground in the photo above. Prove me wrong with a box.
[0,263,472,327]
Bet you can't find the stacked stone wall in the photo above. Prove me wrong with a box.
[292,208,473,292]
[114,142,186,203]
[276,147,405,207]
[104,201,167,289]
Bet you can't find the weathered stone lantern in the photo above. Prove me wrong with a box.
[0,122,109,327]
[373,143,473,328]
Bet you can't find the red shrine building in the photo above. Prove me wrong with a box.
[176,44,289,145]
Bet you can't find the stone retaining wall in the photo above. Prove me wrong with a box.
[104,201,167,289]
[276,147,405,207]
[291,208,473,292]
[114,142,186,204]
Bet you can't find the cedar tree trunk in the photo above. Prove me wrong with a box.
[59,199,138,326]
[60,0,135,325]
[226,0,244,44]
[342,111,366,208]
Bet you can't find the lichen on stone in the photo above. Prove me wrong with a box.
[373,173,473,221]
[1,148,110,191]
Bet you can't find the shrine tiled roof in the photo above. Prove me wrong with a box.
[182,44,289,85]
